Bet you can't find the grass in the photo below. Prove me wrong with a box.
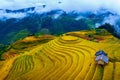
[114,62,120,80]
[92,65,103,80]
[102,62,114,80]
[84,62,97,80]
[0,59,15,80]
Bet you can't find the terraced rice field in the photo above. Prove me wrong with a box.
[0,34,120,80]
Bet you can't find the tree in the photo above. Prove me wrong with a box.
[98,23,120,38]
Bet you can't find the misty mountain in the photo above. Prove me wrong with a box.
[0,7,120,45]
[0,5,47,13]
[5,7,35,13]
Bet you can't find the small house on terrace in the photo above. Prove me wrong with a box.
[95,50,109,66]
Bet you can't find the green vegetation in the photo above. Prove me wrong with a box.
[95,29,110,35]
[98,23,120,38]
[0,13,97,45]
[0,44,7,60]
[35,28,50,37]
[5,29,30,44]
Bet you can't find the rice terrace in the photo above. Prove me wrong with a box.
[0,29,120,80]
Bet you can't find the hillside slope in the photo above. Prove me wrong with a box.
[0,30,120,80]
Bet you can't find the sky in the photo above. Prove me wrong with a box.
[0,0,120,19]
[0,0,120,13]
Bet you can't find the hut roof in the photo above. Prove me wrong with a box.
[95,50,107,56]
[95,54,109,63]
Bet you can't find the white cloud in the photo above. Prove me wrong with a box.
[0,0,44,10]
[103,15,119,25]
[0,11,26,19]
[0,0,120,18]
[0,0,119,13]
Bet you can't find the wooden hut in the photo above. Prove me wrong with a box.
[95,50,109,65]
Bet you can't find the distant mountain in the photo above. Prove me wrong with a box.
[0,7,34,13]
[0,6,116,16]
[5,7,35,13]
[0,5,47,13]
[0,7,120,45]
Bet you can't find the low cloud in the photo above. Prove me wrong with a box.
[0,0,120,13]
[0,0,120,22]
[103,15,119,25]
[0,11,26,19]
